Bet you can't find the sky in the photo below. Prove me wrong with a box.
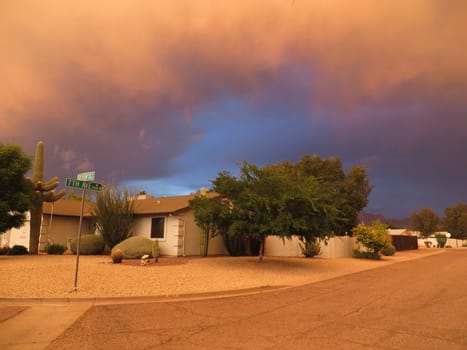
[1,0,466,219]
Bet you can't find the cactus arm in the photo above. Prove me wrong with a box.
[42,177,59,192]
[42,177,58,191]
[32,141,44,184]
[43,189,66,202]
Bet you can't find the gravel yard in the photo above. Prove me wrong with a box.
[0,250,441,299]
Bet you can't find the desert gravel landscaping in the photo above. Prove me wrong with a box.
[0,249,443,299]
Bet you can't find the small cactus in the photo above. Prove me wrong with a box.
[111,248,124,263]
[152,240,160,263]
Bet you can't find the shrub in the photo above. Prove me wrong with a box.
[424,241,433,248]
[111,248,124,263]
[352,222,392,259]
[0,246,9,255]
[70,235,105,255]
[463,241,467,247]
[352,249,380,260]
[445,245,452,248]
[300,239,321,258]
[435,234,447,248]
[46,244,66,255]
[7,245,28,255]
[381,244,396,256]
[111,236,154,259]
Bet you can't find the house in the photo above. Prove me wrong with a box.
[2,194,227,256]
[131,194,227,256]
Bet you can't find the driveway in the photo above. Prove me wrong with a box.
[43,250,467,349]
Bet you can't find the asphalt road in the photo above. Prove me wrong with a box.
[44,250,467,350]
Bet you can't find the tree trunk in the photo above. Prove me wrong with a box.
[258,236,265,262]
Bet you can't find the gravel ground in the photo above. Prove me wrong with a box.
[0,250,442,299]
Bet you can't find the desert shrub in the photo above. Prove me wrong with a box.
[463,241,467,247]
[7,245,28,255]
[435,234,447,248]
[70,235,105,255]
[46,244,66,255]
[424,241,433,248]
[111,236,154,259]
[381,244,396,256]
[300,238,321,258]
[352,249,380,260]
[0,246,9,255]
[111,248,124,263]
[445,245,452,248]
[352,222,392,259]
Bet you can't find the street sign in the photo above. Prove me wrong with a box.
[77,171,95,181]
[66,178,103,191]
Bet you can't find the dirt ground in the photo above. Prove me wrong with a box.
[0,249,444,299]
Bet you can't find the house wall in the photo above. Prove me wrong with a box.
[2,216,30,249]
[132,216,179,256]
[132,214,227,257]
[43,214,94,249]
[264,235,357,258]
[1,213,94,251]
[176,210,227,256]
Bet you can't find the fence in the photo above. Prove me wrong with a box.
[390,235,418,251]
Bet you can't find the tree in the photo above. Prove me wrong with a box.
[93,185,135,249]
[189,193,219,256]
[0,144,34,233]
[411,207,440,239]
[443,203,467,240]
[211,156,372,261]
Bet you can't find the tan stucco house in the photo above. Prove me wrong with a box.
[2,194,227,256]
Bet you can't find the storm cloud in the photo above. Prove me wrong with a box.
[1,0,466,217]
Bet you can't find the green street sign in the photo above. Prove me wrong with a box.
[77,171,95,181]
[66,178,103,191]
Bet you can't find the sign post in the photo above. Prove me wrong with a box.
[66,172,103,292]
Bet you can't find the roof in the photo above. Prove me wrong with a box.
[133,192,218,215]
[43,199,95,217]
[42,192,218,217]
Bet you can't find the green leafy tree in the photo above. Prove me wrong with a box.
[93,185,135,248]
[443,203,467,240]
[0,144,34,233]
[189,193,221,256]
[194,155,372,261]
[411,207,440,239]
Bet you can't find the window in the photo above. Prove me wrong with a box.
[151,218,165,239]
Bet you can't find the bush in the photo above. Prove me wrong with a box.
[381,244,396,256]
[7,245,28,255]
[352,222,392,259]
[111,236,154,259]
[352,249,380,260]
[300,239,321,258]
[435,234,447,248]
[70,235,105,255]
[463,241,467,247]
[445,245,452,248]
[0,246,9,255]
[111,248,124,263]
[46,244,66,255]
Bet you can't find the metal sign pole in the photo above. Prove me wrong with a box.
[72,184,87,292]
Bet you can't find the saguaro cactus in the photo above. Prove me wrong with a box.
[29,141,66,254]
